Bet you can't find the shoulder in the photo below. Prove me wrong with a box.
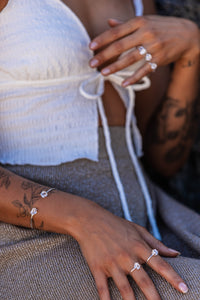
[0,0,9,13]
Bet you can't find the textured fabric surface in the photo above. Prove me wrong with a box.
[1,128,200,300]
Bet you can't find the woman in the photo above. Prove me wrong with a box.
[0,0,199,299]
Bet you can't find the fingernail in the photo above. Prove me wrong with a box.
[101,68,110,75]
[90,59,99,68]
[179,283,189,294]
[90,41,98,50]
[122,80,130,87]
[168,248,181,256]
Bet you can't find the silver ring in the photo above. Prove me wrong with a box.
[146,249,159,263]
[130,262,141,273]
[149,62,158,72]
[145,53,152,61]
[137,46,147,56]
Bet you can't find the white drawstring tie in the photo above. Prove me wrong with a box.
[80,71,161,240]
[133,0,144,16]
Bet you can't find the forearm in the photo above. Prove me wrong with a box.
[144,39,200,177]
[0,166,97,240]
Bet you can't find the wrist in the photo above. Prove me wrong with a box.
[179,20,200,62]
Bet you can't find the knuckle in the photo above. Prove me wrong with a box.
[134,240,146,253]
[145,28,156,40]
[139,276,152,289]
[136,16,148,27]
[120,284,133,296]
[97,285,107,296]
[105,255,116,268]
[113,41,124,54]
[129,51,137,63]
[153,39,163,51]
[111,27,120,39]
[127,19,136,31]
[158,260,172,273]
[118,249,130,261]
[152,239,163,250]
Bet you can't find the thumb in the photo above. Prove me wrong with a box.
[107,18,123,27]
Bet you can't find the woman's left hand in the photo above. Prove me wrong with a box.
[89,15,199,86]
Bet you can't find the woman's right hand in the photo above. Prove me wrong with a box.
[72,201,188,300]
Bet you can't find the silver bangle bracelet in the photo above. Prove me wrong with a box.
[30,187,55,229]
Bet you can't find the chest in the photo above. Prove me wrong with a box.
[60,0,135,39]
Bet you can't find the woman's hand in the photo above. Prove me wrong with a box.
[73,201,188,300]
[89,15,199,86]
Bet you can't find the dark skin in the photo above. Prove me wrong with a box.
[0,1,200,299]
[64,0,199,176]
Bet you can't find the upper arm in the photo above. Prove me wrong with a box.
[0,0,9,13]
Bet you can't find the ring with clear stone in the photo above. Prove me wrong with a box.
[130,262,141,273]
[149,62,158,72]
[146,249,159,263]
[145,53,153,62]
[40,188,55,198]
[30,207,38,229]
[137,46,147,56]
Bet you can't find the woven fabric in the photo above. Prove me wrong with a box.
[1,128,200,300]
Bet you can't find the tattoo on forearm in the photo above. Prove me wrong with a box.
[149,96,197,163]
[12,181,49,227]
[164,143,187,163]
[0,170,11,189]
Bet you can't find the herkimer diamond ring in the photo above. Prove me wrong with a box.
[130,262,141,273]
[145,53,153,62]
[149,62,158,72]
[146,249,159,263]
[137,45,147,56]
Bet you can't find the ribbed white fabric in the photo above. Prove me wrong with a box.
[0,0,161,238]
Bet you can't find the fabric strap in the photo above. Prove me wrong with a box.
[80,71,161,240]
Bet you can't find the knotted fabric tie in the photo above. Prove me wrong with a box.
[80,71,161,240]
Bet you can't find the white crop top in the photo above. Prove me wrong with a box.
[0,0,161,239]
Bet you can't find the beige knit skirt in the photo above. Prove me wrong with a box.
[1,127,200,299]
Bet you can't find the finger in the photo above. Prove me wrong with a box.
[112,269,136,300]
[135,225,181,257]
[147,255,189,294]
[101,48,143,76]
[89,31,142,68]
[93,271,111,300]
[89,17,143,50]
[130,265,161,300]
[122,62,156,86]
[107,18,123,27]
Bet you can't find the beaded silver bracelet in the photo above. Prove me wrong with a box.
[30,188,55,229]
